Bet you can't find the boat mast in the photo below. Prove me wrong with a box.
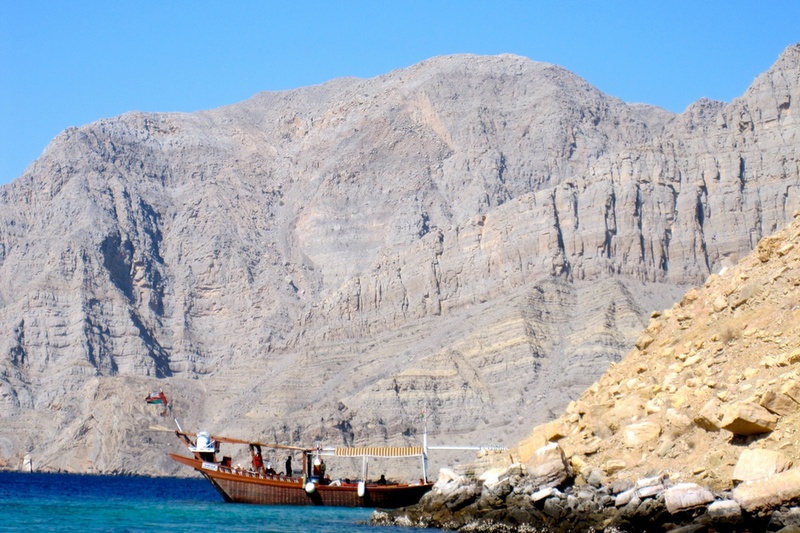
[422,405,428,482]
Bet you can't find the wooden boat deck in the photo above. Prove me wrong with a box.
[169,453,433,507]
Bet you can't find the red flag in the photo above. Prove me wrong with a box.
[145,391,168,405]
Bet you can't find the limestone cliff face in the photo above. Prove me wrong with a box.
[0,46,798,474]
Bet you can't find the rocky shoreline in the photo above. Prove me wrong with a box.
[372,451,800,532]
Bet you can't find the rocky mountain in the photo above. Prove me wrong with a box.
[375,206,800,533]
[0,45,798,475]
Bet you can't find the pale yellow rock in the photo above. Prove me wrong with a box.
[479,460,522,485]
[636,333,655,351]
[760,390,799,416]
[602,397,645,431]
[712,295,729,312]
[694,399,721,431]
[602,459,627,475]
[570,455,586,472]
[577,436,602,456]
[524,443,572,490]
[625,378,639,390]
[781,380,800,403]
[720,402,779,435]
[645,399,662,414]
[732,449,793,482]
[665,409,692,429]
[733,468,800,512]
[670,390,689,409]
[683,355,701,367]
[435,468,466,487]
[681,288,701,305]
[624,421,662,448]
[664,482,715,514]
[777,243,794,257]
[541,419,569,441]
[566,401,579,414]
[516,430,548,463]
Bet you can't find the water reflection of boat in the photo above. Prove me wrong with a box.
[169,431,434,507]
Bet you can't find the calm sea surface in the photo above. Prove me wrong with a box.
[0,472,436,532]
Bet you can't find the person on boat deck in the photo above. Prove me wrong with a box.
[265,460,276,475]
[377,474,387,485]
[249,444,264,473]
[312,457,322,477]
[285,455,293,477]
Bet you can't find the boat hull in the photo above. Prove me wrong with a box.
[170,453,433,507]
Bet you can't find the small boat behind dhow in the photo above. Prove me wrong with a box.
[169,430,434,507]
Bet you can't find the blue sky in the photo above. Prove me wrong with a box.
[1,1,798,185]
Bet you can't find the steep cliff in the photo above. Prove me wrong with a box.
[0,45,798,474]
[538,210,800,493]
[375,204,800,533]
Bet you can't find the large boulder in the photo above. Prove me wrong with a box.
[733,468,800,512]
[524,442,573,490]
[720,402,778,435]
[732,449,793,483]
[760,390,799,416]
[663,482,715,514]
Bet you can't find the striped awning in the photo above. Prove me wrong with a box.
[333,446,424,458]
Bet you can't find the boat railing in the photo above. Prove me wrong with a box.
[216,464,301,484]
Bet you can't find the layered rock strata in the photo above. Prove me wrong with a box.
[0,46,799,474]
[375,211,800,530]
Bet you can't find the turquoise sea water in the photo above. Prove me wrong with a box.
[0,472,435,532]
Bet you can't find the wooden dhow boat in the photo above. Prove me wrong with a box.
[169,430,435,507]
